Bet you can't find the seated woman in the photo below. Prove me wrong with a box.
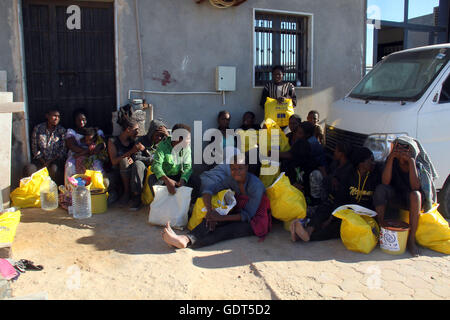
[161,154,270,249]
[64,109,108,186]
[291,147,381,243]
[128,119,169,210]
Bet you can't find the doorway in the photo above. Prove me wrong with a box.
[22,0,116,135]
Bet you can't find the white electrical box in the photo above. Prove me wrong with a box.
[215,66,236,91]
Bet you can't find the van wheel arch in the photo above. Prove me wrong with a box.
[438,176,450,219]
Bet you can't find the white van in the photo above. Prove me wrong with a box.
[326,44,450,218]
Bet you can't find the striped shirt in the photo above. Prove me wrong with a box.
[260,81,297,108]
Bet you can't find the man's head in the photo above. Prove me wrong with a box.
[171,123,191,148]
[230,153,248,184]
[46,109,61,127]
[218,111,231,130]
[289,114,302,133]
[272,65,284,84]
[351,147,375,173]
[242,111,256,127]
[307,110,320,125]
[121,117,139,140]
[299,121,315,139]
[333,141,352,162]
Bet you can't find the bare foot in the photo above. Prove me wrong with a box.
[161,222,189,249]
[408,241,420,257]
[290,220,300,242]
[294,220,310,242]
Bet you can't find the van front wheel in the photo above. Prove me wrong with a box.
[438,178,450,219]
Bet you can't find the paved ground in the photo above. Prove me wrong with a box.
[7,206,450,300]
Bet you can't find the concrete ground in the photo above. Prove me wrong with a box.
[7,206,450,300]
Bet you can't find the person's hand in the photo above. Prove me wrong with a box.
[277,97,285,104]
[176,179,185,188]
[135,142,145,152]
[164,177,177,195]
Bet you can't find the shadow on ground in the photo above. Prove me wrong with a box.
[18,206,448,269]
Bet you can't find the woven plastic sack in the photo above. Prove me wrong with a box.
[333,205,380,254]
[187,189,237,231]
[141,166,154,205]
[10,168,49,208]
[266,172,306,222]
[0,209,21,246]
[264,97,294,128]
[149,185,193,230]
[400,204,450,254]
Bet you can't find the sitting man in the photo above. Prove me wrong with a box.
[291,147,380,243]
[107,117,145,206]
[146,123,194,198]
[161,153,270,249]
[25,109,67,185]
[128,119,169,211]
[373,137,438,257]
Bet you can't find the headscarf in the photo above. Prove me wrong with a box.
[394,136,438,211]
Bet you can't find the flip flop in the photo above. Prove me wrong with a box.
[19,259,43,271]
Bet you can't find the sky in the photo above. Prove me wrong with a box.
[366,0,440,67]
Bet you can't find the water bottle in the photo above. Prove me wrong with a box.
[72,185,92,219]
[40,176,59,211]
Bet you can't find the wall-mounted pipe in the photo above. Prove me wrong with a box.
[128,89,226,105]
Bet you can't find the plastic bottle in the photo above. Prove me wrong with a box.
[72,185,92,219]
[40,176,59,211]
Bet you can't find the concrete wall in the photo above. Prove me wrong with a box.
[116,0,365,134]
[0,0,365,183]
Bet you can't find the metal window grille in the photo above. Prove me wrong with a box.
[254,12,308,87]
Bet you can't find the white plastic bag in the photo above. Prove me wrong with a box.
[148,185,193,229]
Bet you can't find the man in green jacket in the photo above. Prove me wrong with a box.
[147,123,193,196]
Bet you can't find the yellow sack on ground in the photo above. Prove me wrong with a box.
[333,205,380,254]
[264,97,294,128]
[260,118,290,155]
[10,168,49,208]
[0,209,21,246]
[187,189,236,231]
[141,167,154,205]
[400,204,450,254]
[84,170,106,190]
[236,129,259,153]
[266,172,306,222]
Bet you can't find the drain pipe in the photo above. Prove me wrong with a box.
[128,89,226,105]
[134,0,144,100]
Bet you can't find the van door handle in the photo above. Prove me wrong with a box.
[433,92,439,103]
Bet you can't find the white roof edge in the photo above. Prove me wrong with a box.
[391,43,450,55]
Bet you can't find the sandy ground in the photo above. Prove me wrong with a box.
[7,206,450,300]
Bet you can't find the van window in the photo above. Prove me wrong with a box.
[351,48,449,102]
[439,75,450,104]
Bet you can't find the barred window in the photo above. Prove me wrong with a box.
[254,11,310,87]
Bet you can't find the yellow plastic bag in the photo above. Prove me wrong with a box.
[333,205,380,254]
[0,209,21,246]
[266,172,306,222]
[141,166,154,205]
[84,170,106,190]
[260,118,291,156]
[259,162,281,189]
[264,97,295,128]
[400,204,450,254]
[10,168,49,208]
[187,189,236,231]
[236,129,259,153]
